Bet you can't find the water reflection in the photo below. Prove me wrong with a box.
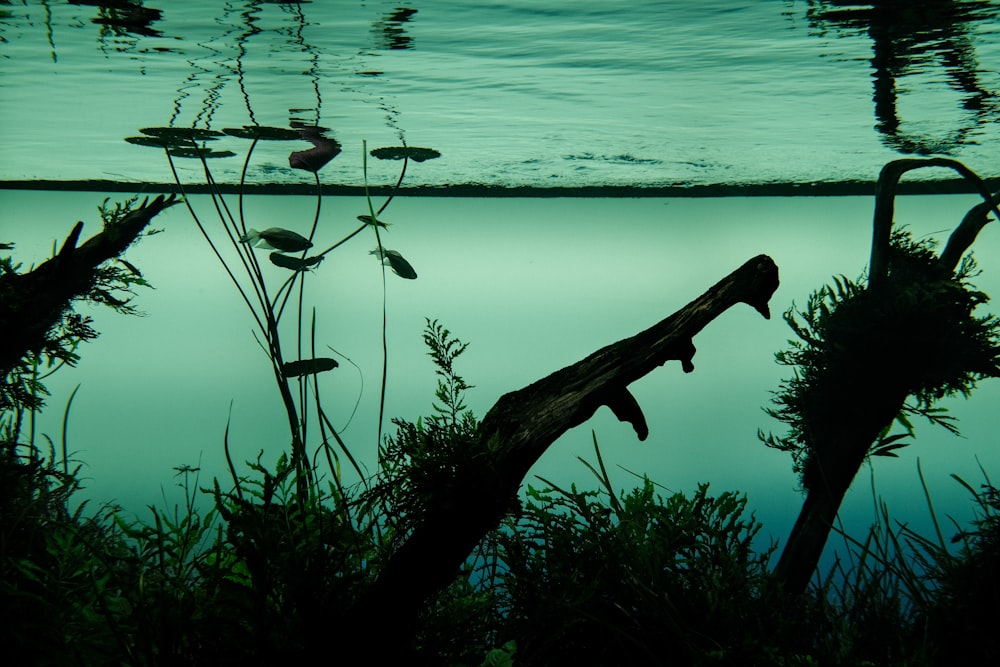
[67,0,167,47]
[154,2,331,161]
[806,0,1000,155]
[371,7,419,51]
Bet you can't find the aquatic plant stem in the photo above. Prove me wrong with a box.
[362,140,389,448]
[60,384,80,476]
[163,149,266,336]
[168,140,310,497]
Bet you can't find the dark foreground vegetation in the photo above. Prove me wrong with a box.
[2,149,1000,665]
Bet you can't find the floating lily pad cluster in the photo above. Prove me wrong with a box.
[125,126,441,180]
[124,127,236,159]
[126,128,440,280]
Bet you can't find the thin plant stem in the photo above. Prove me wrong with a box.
[362,140,389,448]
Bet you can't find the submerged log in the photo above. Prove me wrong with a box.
[347,254,779,647]
[0,194,178,377]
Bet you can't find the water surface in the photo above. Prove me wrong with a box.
[1,0,997,188]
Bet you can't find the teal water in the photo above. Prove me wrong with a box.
[3,189,999,564]
[0,0,998,188]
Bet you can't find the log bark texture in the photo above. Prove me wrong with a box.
[0,194,177,376]
[347,254,780,649]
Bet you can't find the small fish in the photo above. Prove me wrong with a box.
[370,247,417,279]
[357,214,390,228]
[268,252,324,271]
[240,227,313,252]
[282,357,339,377]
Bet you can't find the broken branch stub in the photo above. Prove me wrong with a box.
[478,253,779,479]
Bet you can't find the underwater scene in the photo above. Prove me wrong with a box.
[2,1,1000,665]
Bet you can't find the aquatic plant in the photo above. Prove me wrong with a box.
[762,157,1000,595]
[139,125,431,505]
[496,441,778,666]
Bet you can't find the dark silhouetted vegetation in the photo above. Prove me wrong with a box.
[3,156,999,665]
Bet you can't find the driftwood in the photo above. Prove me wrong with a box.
[0,194,177,378]
[774,159,1000,596]
[347,254,779,645]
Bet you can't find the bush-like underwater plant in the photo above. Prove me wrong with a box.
[763,158,1000,594]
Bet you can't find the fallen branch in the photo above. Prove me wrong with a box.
[0,194,178,376]
[348,253,780,647]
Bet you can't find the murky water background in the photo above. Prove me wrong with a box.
[4,190,999,562]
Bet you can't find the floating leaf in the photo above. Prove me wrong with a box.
[268,252,324,271]
[140,127,224,141]
[369,146,441,162]
[283,357,339,377]
[125,135,172,148]
[166,147,235,159]
[125,134,234,158]
[223,126,302,141]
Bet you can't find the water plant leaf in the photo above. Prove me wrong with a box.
[870,433,911,458]
[222,125,302,141]
[268,252,323,271]
[282,357,339,377]
[369,146,441,162]
[139,127,224,141]
[370,247,417,279]
[165,147,235,159]
[125,135,173,148]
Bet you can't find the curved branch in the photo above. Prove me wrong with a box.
[939,193,1000,272]
[870,158,997,290]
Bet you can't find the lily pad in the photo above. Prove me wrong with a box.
[223,126,302,141]
[166,147,236,159]
[140,127,224,141]
[369,146,441,162]
[125,135,173,148]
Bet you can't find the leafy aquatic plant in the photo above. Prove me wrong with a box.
[495,436,783,666]
[139,126,435,505]
[366,319,479,544]
[762,158,1000,595]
